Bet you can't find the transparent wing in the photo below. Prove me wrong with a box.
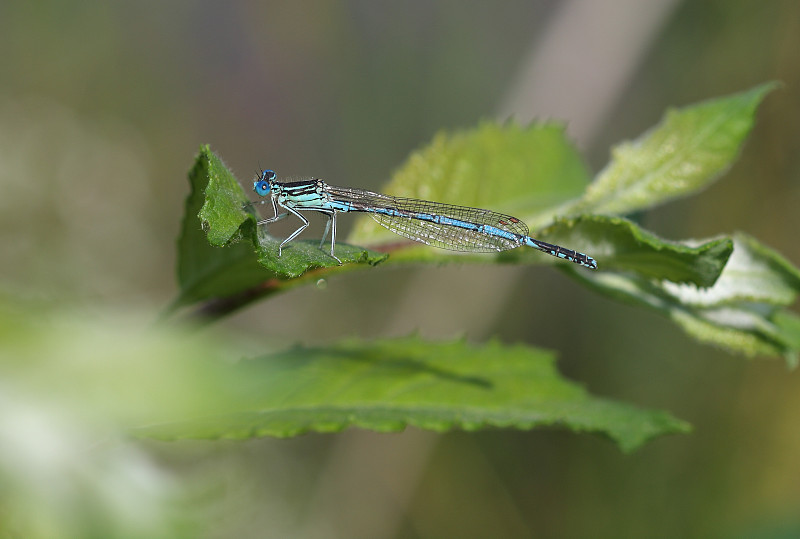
[326,186,529,253]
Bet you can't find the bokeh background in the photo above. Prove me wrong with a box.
[2,1,800,537]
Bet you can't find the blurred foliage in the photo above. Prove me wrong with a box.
[0,303,238,537]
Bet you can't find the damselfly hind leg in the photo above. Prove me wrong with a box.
[317,210,341,264]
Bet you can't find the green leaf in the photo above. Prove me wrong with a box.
[197,147,254,247]
[169,146,387,313]
[348,122,591,249]
[171,146,272,310]
[573,82,778,215]
[571,234,800,365]
[773,311,800,360]
[541,215,732,286]
[1,301,687,452]
[253,235,386,279]
[135,337,689,453]
[661,234,800,307]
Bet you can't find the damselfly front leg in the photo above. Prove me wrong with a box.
[256,195,284,226]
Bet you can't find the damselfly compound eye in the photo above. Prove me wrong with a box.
[253,180,271,196]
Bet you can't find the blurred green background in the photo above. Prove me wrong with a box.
[2,1,800,537]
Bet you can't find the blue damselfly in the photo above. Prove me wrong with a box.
[251,169,597,269]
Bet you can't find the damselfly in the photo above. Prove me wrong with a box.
[250,169,597,269]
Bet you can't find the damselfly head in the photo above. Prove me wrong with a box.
[253,169,276,197]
